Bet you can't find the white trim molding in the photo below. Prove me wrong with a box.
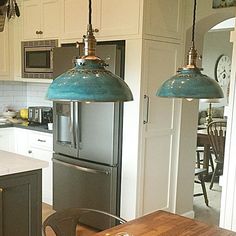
[220,29,236,232]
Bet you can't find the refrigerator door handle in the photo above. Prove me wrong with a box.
[74,102,80,149]
[53,159,111,175]
[70,102,76,148]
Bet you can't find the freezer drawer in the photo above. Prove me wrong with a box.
[52,154,119,230]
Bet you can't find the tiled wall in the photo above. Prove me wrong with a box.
[0,81,52,113]
[0,81,27,112]
[26,83,52,107]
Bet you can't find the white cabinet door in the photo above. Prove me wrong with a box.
[143,0,183,39]
[60,0,141,40]
[28,131,53,205]
[23,0,41,39]
[0,128,15,152]
[14,128,31,156]
[60,0,100,39]
[29,147,53,205]
[98,0,140,38]
[41,0,60,38]
[0,24,9,80]
[23,0,60,40]
[139,40,181,215]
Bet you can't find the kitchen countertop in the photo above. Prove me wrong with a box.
[0,150,48,176]
[0,123,53,134]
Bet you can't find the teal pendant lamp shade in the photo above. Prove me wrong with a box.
[157,67,223,98]
[47,58,133,102]
[156,0,224,99]
[46,0,133,102]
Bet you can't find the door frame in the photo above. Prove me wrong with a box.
[185,10,236,230]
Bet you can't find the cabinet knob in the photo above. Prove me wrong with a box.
[28,150,32,154]
[94,28,99,33]
[36,30,43,35]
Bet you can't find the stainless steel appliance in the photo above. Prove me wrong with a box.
[52,41,125,230]
[21,39,58,79]
[28,106,53,124]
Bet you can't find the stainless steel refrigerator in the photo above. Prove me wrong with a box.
[52,41,125,230]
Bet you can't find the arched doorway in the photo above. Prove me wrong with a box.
[194,17,234,225]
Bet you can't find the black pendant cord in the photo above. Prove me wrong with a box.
[191,0,197,48]
[89,0,92,25]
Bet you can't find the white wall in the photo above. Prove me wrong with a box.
[200,29,233,110]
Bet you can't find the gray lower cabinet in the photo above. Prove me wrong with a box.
[0,170,42,236]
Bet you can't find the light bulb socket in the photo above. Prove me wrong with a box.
[83,24,97,57]
[187,47,198,67]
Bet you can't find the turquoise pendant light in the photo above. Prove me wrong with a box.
[46,0,133,102]
[156,0,224,99]
[47,58,133,102]
[157,66,223,98]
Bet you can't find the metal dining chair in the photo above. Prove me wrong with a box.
[207,121,227,189]
[42,208,127,236]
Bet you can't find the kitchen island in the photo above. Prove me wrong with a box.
[0,150,48,236]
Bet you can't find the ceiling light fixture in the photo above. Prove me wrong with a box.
[46,0,133,102]
[156,0,224,99]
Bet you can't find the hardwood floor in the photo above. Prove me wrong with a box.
[42,203,55,222]
[42,203,97,236]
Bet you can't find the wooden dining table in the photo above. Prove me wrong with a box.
[94,210,236,235]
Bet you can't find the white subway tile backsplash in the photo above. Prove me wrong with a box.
[26,82,52,107]
[0,81,27,112]
[0,81,52,113]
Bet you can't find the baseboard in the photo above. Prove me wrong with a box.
[181,210,195,219]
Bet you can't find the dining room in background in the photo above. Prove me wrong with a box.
[212,0,236,8]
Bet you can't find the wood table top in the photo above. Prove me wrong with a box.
[94,210,236,236]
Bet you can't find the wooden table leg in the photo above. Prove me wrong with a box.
[203,144,212,181]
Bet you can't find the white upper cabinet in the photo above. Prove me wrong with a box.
[97,0,141,38]
[0,24,9,80]
[60,0,100,40]
[60,0,141,40]
[22,0,60,40]
[143,0,183,40]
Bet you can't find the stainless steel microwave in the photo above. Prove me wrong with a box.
[21,39,58,79]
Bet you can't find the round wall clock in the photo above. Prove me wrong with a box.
[215,55,231,87]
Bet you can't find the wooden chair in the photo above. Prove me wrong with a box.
[194,167,209,206]
[42,208,127,236]
[196,146,214,172]
[207,121,227,189]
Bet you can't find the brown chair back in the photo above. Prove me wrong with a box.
[207,121,227,164]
